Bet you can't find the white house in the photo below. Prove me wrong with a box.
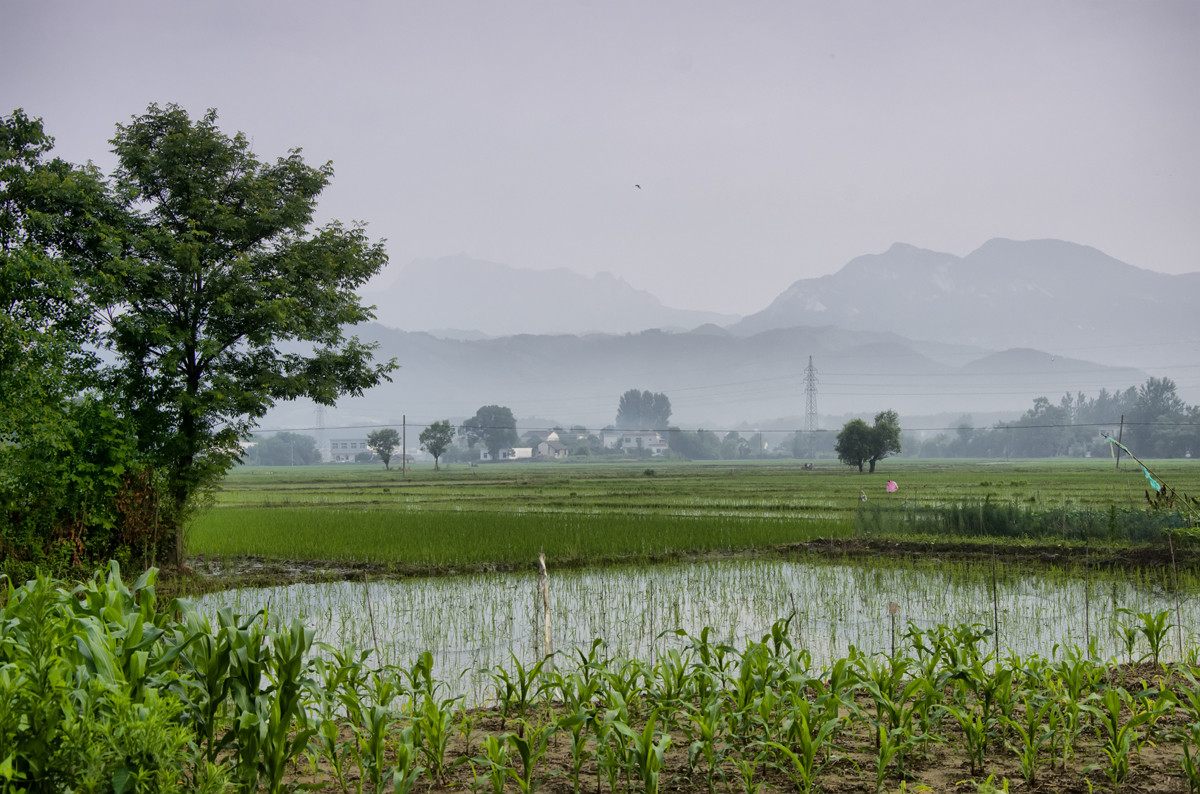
[600,430,669,456]
[538,439,570,459]
[480,447,533,462]
[327,437,370,462]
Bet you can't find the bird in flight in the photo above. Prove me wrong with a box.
[634,184,641,189]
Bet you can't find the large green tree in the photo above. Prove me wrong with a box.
[419,420,455,470]
[616,389,672,430]
[867,410,902,472]
[6,105,397,566]
[366,428,400,470]
[459,405,519,461]
[834,418,874,472]
[836,411,902,473]
[1,110,157,575]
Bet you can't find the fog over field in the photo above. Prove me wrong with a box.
[5,1,1196,430]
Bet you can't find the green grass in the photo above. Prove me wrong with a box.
[189,458,1199,565]
[189,509,851,565]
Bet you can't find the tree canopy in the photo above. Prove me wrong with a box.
[460,405,519,461]
[366,428,400,470]
[836,411,902,472]
[419,420,455,470]
[2,105,396,571]
[616,389,672,430]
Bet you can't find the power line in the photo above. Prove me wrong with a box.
[254,419,1199,437]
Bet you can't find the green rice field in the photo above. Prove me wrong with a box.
[189,458,1199,565]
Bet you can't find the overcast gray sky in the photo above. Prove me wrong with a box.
[4,1,1197,315]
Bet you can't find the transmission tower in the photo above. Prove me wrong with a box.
[314,404,327,458]
[803,356,818,460]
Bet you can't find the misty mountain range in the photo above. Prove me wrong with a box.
[271,239,1195,432]
[734,238,1199,371]
[365,255,737,338]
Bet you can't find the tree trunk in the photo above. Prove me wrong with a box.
[869,458,877,473]
[164,474,190,568]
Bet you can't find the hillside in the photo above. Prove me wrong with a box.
[362,255,738,337]
[733,239,1199,370]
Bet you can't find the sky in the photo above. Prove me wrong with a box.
[3,1,1197,316]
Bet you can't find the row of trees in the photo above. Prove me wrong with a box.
[362,422,457,470]
[253,375,1192,475]
[2,106,394,574]
[913,378,1197,459]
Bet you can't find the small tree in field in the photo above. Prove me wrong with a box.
[419,420,455,470]
[366,428,400,470]
[835,419,874,472]
[836,411,902,473]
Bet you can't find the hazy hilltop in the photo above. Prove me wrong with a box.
[271,238,1186,432]
[272,322,1147,432]
[363,255,739,337]
[734,238,1199,370]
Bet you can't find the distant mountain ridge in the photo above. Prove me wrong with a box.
[734,238,1200,370]
[363,255,739,337]
[271,322,1148,432]
[266,238,1187,431]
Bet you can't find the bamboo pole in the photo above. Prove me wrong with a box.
[538,548,552,659]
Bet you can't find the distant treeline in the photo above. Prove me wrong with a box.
[907,377,1197,459]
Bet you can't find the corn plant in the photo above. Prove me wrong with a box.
[874,725,918,794]
[684,696,727,793]
[505,718,557,794]
[730,746,766,794]
[490,653,550,729]
[1178,721,1200,793]
[555,709,591,794]
[677,626,738,697]
[763,698,841,793]
[604,658,648,719]
[352,704,394,794]
[945,700,989,776]
[415,693,461,782]
[404,650,438,699]
[595,703,632,794]
[179,608,236,764]
[1003,693,1054,786]
[0,567,224,792]
[472,733,512,794]
[1081,686,1156,789]
[458,704,482,758]
[1129,610,1174,667]
[391,726,424,794]
[648,646,691,716]
[614,709,672,794]
[308,707,353,794]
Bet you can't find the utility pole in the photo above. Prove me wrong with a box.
[1115,414,1124,471]
[314,404,326,462]
[402,415,407,478]
[803,355,818,461]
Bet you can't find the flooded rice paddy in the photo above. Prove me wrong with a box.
[195,554,1198,705]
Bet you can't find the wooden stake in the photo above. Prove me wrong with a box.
[363,573,380,658]
[538,548,552,659]
[1170,531,1183,662]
